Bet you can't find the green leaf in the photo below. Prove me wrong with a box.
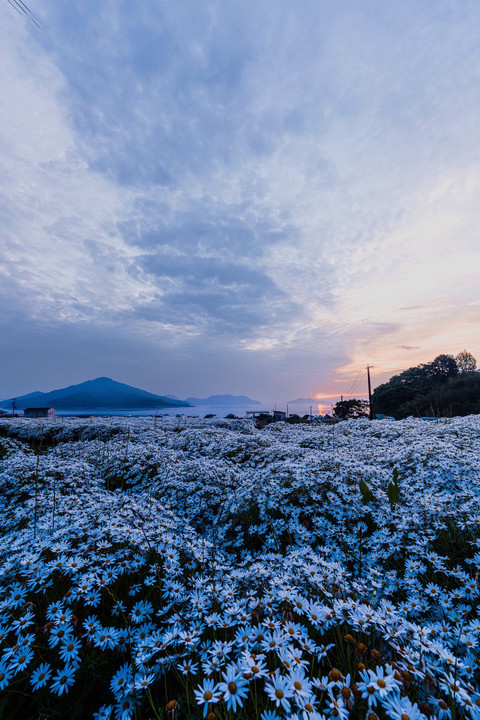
[387,468,400,506]
[359,479,372,505]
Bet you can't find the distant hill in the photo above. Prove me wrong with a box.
[0,377,190,410]
[287,398,322,404]
[186,394,261,406]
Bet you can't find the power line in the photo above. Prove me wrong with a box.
[5,0,41,27]
[7,0,24,16]
[16,0,32,13]
[345,368,363,398]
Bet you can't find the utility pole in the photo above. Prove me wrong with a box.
[366,365,373,420]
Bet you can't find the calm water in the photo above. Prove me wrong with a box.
[53,402,325,419]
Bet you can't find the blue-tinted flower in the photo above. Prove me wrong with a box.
[50,665,76,695]
[325,691,349,720]
[357,667,401,707]
[94,627,120,650]
[83,614,101,638]
[114,695,136,720]
[11,610,35,634]
[85,589,102,607]
[382,693,427,720]
[261,711,282,720]
[130,600,153,624]
[48,624,73,648]
[194,678,222,718]
[110,663,133,699]
[428,697,451,720]
[8,584,27,609]
[178,658,199,675]
[10,646,34,674]
[59,637,82,663]
[218,662,250,711]
[0,659,13,690]
[30,662,52,690]
[93,705,113,720]
[265,673,295,712]
[289,667,312,698]
[134,673,155,690]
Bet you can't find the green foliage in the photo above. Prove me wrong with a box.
[387,467,400,508]
[432,516,479,563]
[359,479,372,504]
[333,398,369,419]
[372,351,478,418]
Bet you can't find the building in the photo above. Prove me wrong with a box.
[24,407,56,418]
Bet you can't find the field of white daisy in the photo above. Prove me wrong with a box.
[0,415,479,720]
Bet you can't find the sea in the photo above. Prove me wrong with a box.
[53,402,327,419]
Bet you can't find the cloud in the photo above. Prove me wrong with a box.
[2,0,480,401]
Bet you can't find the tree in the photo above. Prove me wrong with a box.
[372,351,477,418]
[428,354,458,381]
[455,350,477,374]
[333,399,369,419]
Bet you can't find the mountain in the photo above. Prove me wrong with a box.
[0,377,190,410]
[287,397,322,404]
[185,394,261,406]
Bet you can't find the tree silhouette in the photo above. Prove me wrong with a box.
[333,399,369,419]
[455,350,477,374]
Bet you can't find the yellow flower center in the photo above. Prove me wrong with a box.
[275,689,284,699]
[204,691,212,701]
[228,682,237,694]
[377,679,386,689]
[294,681,302,690]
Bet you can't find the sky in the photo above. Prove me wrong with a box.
[1,0,480,406]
